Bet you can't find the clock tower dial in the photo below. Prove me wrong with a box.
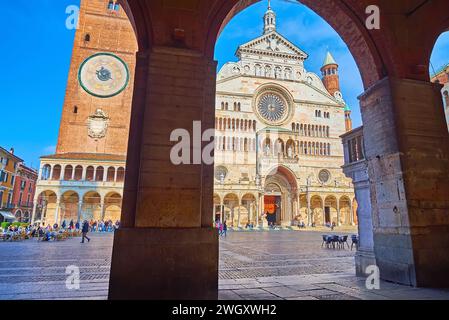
[78,53,130,98]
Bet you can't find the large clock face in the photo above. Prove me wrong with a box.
[257,93,288,124]
[78,53,129,98]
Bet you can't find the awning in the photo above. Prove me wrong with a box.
[0,211,16,221]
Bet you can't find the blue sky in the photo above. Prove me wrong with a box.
[1,0,448,167]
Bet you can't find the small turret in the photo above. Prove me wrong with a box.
[320,51,340,97]
[344,104,353,132]
[263,0,276,34]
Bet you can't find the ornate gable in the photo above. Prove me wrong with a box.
[236,31,308,61]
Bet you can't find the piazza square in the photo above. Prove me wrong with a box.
[1,0,449,303]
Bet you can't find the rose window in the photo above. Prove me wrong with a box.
[257,93,287,123]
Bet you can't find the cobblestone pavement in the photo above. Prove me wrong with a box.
[0,231,448,300]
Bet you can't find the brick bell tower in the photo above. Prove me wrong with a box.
[320,51,340,97]
[55,0,137,156]
[344,104,353,132]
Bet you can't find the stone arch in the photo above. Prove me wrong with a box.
[74,165,83,181]
[107,167,116,182]
[41,164,51,180]
[82,191,102,222]
[310,195,323,226]
[116,167,125,182]
[104,192,123,222]
[207,0,384,88]
[339,195,352,225]
[36,190,58,225]
[63,165,73,181]
[95,166,105,182]
[241,193,257,225]
[51,165,61,180]
[223,193,239,226]
[86,166,95,181]
[324,195,338,225]
[60,190,80,225]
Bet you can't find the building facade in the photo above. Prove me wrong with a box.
[0,147,24,222]
[34,0,356,227]
[11,163,38,223]
[33,0,137,225]
[431,63,449,130]
[213,4,356,227]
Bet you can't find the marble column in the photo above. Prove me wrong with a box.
[77,201,83,223]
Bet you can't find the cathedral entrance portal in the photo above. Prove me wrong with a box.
[264,195,281,226]
[263,166,298,226]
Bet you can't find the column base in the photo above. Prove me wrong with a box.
[108,227,218,300]
[355,248,377,277]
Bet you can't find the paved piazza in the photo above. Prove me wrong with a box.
[1,231,449,300]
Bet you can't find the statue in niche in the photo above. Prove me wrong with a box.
[287,146,293,158]
[265,143,271,156]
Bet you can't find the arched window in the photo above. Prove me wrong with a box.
[64,165,73,181]
[52,165,61,180]
[84,34,90,42]
[253,120,257,131]
[86,166,94,181]
[74,165,83,181]
[116,167,125,182]
[114,2,120,11]
[238,102,241,111]
[225,102,228,110]
[107,0,114,10]
[41,164,51,180]
[221,102,224,110]
[107,167,116,182]
[95,166,104,181]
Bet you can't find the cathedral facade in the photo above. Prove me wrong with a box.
[213,4,356,227]
[32,0,356,228]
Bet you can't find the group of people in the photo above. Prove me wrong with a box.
[58,219,120,233]
[1,218,121,243]
[215,220,228,237]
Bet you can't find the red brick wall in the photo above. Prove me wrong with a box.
[56,0,138,156]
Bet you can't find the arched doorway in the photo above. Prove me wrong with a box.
[264,166,297,226]
[324,195,338,225]
[310,195,323,226]
[36,190,57,225]
[339,196,352,226]
[104,192,122,222]
[223,193,239,227]
[241,193,257,226]
[82,192,101,221]
[60,191,79,225]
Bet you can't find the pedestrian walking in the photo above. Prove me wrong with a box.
[81,220,91,243]
[223,221,228,237]
[218,221,224,236]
